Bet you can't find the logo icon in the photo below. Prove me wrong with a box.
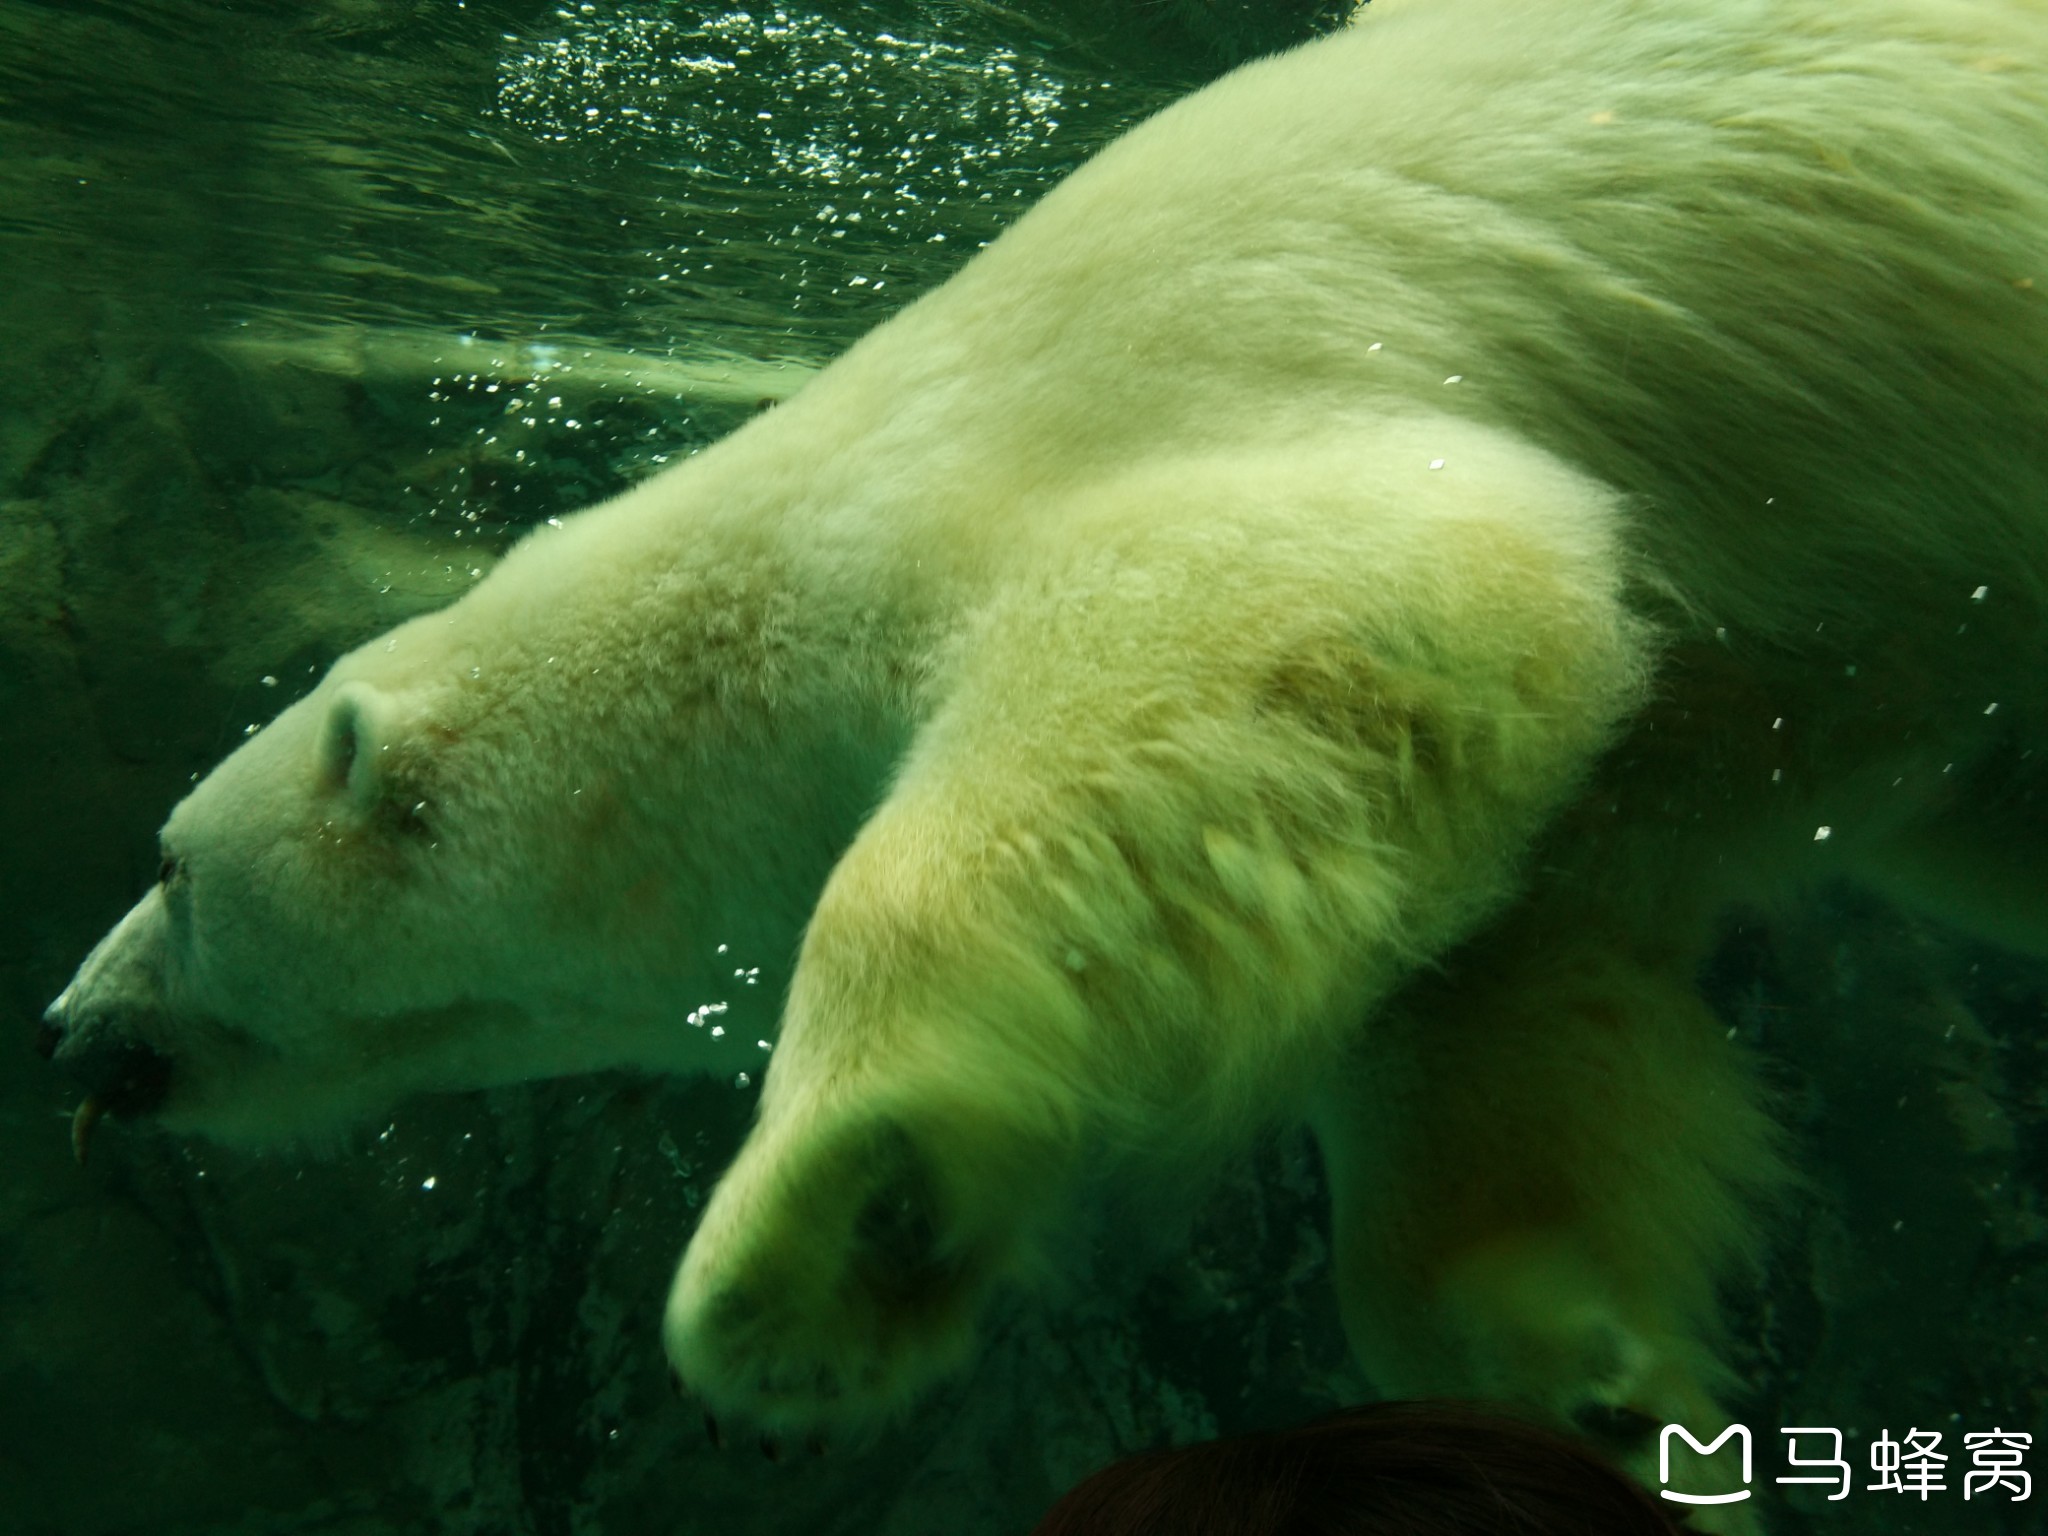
[1659,1423,1753,1506]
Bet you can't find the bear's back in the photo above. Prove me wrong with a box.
[802,0,2048,661]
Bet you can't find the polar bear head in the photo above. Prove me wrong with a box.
[38,478,895,1153]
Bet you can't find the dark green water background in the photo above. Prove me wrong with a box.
[2,2,2043,1533]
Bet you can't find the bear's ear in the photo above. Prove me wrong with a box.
[318,683,397,813]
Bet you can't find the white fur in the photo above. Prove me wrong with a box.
[47,0,2048,1505]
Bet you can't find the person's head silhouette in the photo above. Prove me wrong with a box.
[1032,1400,1684,1535]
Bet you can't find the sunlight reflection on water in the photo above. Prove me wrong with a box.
[0,0,1169,366]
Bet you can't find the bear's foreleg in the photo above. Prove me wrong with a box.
[1314,910,1788,1526]
[666,424,1658,1434]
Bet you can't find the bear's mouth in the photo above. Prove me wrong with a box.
[34,1017,174,1165]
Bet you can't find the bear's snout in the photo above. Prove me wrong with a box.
[39,1003,175,1118]
[39,885,182,1158]
[39,985,176,1164]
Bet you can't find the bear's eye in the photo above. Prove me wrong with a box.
[158,853,182,887]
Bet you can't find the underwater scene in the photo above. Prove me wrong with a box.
[4,1,2046,1533]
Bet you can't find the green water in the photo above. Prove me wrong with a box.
[2,3,2042,1534]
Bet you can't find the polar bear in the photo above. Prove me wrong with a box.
[41,0,2048,1503]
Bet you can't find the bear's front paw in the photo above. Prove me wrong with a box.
[663,1105,1027,1438]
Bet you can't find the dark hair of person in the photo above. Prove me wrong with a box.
[1030,1400,1686,1536]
